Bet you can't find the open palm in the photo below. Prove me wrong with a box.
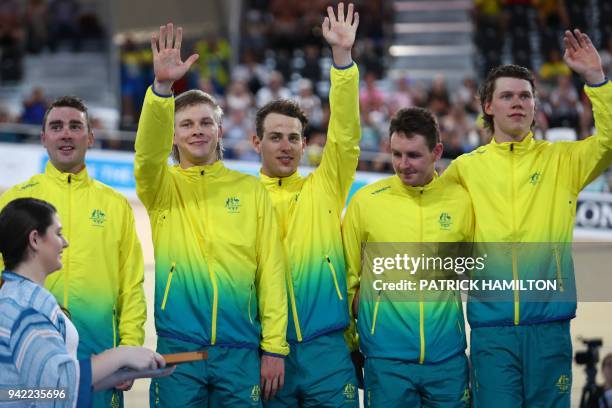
[563,29,604,83]
[151,23,199,85]
[322,2,359,50]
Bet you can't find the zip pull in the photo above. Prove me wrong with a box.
[278,179,282,186]
[510,144,514,152]
[200,170,205,176]
[68,175,71,184]
[161,262,176,311]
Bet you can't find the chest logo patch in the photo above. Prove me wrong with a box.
[529,171,541,186]
[90,209,106,226]
[439,212,452,230]
[225,197,241,213]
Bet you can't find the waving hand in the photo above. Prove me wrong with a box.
[151,23,199,94]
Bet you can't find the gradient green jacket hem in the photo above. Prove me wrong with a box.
[0,163,146,358]
[444,80,612,327]
[135,86,289,356]
[259,63,360,344]
[342,174,473,363]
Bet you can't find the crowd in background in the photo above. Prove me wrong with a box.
[1,0,611,190]
[0,0,105,83]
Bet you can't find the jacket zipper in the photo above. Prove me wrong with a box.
[64,175,72,308]
[370,291,381,335]
[275,180,301,340]
[112,305,118,347]
[553,247,564,292]
[161,262,176,310]
[510,144,520,325]
[248,283,254,324]
[286,263,302,341]
[200,172,218,345]
[418,189,426,364]
[325,256,344,300]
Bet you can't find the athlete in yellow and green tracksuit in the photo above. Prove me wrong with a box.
[135,86,289,407]
[0,162,146,408]
[259,62,360,407]
[444,75,612,406]
[342,173,473,408]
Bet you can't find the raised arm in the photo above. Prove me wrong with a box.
[134,23,199,209]
[314,3,361,211]
[560,30,612,189]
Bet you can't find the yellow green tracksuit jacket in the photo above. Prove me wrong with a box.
[444,81,612,328]
[0,163,146,358]
[342,174,473,363]
[259,63,360,343]
[134,87,289,356]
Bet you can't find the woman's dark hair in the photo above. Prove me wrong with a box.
[0,198,57,270]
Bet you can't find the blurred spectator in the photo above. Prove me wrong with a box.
[295,79,323,128]
[600,37,612,78]
[473,0,504,76]
[387,76,415,115]
[353,38,384,79]
[564,0,589,32]
[233,50,268,95]
[24,0,47,54]
[0,1,24,83]
[548,74,581,131]
[300,44,323,84]
[78,5,105,51]
[539,49,571,83]
[360,111,383,155]
[370,138,393,173]
[427,75,451,116]
[119,38,149,129]
[20,87,47,126]
[360,71,386,115]
[196,37,231,95]
[0,106,20,143]
[224,108,258,161]
[535,0,568,55]
[226,81,254,113]
[503,0,535,70]
[241,10,269,57]
[441,104,479,157]
[305,128,326,167]
[256,70,291,107]
[47,0,80,52]
[455,77,481,115]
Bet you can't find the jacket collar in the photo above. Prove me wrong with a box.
[391,172,439,196]
[259,169,302,188]
[488,132,536,154]
[44,161,90,185]
[175,160,226,178]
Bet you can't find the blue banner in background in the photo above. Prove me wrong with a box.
[40,153,381,203]
[41,156,136,190]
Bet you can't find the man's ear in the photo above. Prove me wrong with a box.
[217,125,223,140]
[252,134,262,154]
[433,142,444,161]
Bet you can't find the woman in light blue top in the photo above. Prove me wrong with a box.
[0,198,167,407]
